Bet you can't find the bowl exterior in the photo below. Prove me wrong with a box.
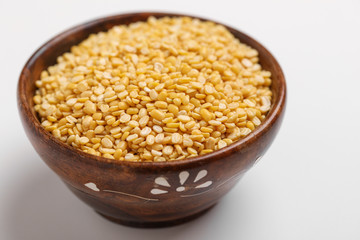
[18,106,283,226]
[17,12,286,227]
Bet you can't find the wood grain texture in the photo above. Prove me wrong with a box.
[17,12,286,227]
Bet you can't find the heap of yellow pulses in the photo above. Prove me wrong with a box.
[33,16,272,162]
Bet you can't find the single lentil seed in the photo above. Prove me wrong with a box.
[101,137,113,148]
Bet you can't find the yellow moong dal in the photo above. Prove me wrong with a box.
[33,16,272,162]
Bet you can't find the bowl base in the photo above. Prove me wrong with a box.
[96,204,216,228]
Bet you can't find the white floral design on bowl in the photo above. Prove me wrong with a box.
[150,170,213,197]
[83,169,214,201]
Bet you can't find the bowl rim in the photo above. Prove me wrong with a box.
[18,11,286,168]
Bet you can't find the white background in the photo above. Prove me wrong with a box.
[1,0,359,239]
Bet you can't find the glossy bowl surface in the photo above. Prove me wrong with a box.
[17,12,286,227]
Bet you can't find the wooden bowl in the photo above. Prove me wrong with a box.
[17,12,286,228]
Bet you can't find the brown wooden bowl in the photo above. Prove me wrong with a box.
[17,12,286,228]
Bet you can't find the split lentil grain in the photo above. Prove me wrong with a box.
[33,16,272,162]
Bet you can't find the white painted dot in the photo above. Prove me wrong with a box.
[155,177,171,187]
[194,170,208,183]
[195,181,213,188]
[151,189,168,195]
[176,186,185,192]
[179,171,190,185]
[84,182,100,192]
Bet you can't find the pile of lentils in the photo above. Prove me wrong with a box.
[33,16,272,162]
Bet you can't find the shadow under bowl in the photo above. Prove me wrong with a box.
[17,12,286,227]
